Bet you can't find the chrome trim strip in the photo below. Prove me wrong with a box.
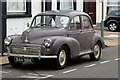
[8,54,57,58]
[9,54,39,58]
[41,56,57,58]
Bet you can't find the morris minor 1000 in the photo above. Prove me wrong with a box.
[4,10,105,69]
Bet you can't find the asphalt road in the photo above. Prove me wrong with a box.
[1,46,119,79]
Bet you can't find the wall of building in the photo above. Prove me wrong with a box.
[7,18,30,36]
[76,0,83,11]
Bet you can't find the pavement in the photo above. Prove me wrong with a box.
[0,26,119,66]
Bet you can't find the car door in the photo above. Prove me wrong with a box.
[68,16,85,56]
[81,15,95,53]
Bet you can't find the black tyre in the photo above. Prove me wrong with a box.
[89,43,101,61]
[54,46,68,69]
[8,57,22,67]
[108,22,118,32]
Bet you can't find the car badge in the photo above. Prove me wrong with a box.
[27,29,31,33]
[23,47,27,51]
[24,36,29,43]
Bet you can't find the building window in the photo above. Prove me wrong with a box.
[6,0,32,18]
[107,0,120,14]
[60,0,73,10]
[41,0,52,12]
[7,0,26,13]
[57,0,76,10]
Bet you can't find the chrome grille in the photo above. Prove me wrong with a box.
[12,46,41,54]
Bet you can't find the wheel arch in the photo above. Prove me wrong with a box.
[92,34,106,50]
[61,44,71,59]
[96,40,102,48]
[48,37,80,57]
[107,20,119,27]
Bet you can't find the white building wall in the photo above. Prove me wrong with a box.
[52,0,57,10]
[7,18,30,36]
[32,0,42,18]
[76,0,83,11]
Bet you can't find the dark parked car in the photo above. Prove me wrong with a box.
[104,10,120,31]
[4,10,105,69]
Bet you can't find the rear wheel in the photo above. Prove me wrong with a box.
[89,43,101,61]
[8,57,22,67]
[54,46,68,69]
[108,22,118,32]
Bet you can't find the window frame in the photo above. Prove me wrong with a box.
[5,0,32,18]
[57,0,76,10]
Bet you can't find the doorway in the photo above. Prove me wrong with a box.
[83,0,96,24]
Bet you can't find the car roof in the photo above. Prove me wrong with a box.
[37,10,89,17]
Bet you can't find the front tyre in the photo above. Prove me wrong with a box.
[8,57,22,67]
[54,46,68,69]
[89,43,101,61]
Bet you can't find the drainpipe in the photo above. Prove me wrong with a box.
[101,0,104,38]
[0,1,2,55]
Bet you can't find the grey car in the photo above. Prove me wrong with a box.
[4,10,105,69]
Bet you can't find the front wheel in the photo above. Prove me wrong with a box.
[89,43,101,61]
[8,57,22,67]
[108,22,118,32]
[53,46,68,69]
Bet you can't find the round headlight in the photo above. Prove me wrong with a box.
[4,37,12,46]
[44,39,52,48]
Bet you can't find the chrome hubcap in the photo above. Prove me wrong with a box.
[59,50,66,66]
[109,23,117,31]
[94,44,100,59]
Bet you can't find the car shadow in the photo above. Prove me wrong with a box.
[10,56,95,71]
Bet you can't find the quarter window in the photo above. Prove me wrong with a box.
[81,16,92,29]
[70,16,81,30]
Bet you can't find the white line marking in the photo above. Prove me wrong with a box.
[100,60,110,64]
[21,73,54,79]
[0,71,9,74]
[62,69,77,74]
[114,58,120,61]
[104,35,120,38]
[21,75,40,78]
[84,64,96,68]
[40,74,54,78]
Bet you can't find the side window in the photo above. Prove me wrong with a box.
[70,16,81,30]
[81,16,92,29]
[115,12,120,16]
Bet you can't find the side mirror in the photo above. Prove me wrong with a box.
[27,23,30,27]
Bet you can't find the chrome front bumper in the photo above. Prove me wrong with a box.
[7,53,57,59]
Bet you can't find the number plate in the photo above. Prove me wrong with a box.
[14,57,33,63]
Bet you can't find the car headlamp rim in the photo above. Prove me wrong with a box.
[4,37,12,46]
[44,38,52,48]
